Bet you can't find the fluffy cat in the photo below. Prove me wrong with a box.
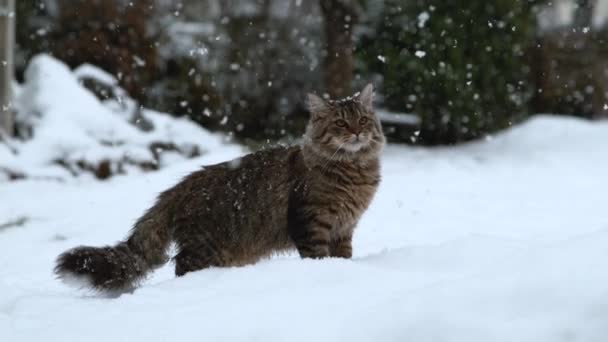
[55,83,385,292]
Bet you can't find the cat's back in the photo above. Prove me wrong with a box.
[205,144,302,185]
[166,145,303,215]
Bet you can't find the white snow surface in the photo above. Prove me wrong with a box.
[1,55,238,181]
[1,114,607,341]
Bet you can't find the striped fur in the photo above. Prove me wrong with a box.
[55,84,385,292]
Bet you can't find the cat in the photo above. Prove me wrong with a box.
[55,83,385,292]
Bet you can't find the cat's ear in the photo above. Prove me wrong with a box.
[306,93,328,118]
[358,83,374,111]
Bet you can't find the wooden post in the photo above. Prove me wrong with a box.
[0,0,15,136]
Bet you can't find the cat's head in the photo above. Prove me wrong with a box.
[304,84,385,161]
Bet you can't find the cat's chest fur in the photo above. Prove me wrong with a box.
[306,160,380,232]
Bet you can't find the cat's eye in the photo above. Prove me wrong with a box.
[359,117,368,125]
[335,119,347,127]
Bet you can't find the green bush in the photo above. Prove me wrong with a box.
[359,0,541,144]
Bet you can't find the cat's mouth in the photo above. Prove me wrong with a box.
[343,144,364,152]
[341,136,368,152]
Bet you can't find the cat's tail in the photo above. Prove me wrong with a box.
[55,206,172,293]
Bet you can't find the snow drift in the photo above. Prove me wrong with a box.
[0,55,241,182]
[1,112,607,341]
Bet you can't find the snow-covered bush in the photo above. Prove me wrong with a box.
[0,55,236,182]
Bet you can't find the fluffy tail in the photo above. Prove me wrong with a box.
[55,207,171,292]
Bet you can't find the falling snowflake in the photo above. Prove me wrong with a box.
[132,56,145,67]
[417,12,430,28]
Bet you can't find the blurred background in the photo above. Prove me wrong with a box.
[3,0,608,147]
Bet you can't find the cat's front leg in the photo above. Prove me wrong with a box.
[330,233,353,259]
[292,217,332,259]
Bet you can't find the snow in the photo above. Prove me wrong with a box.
[417,11,430,28]
[1,55,241,181]
[73,64,119,87]
[1,112,608,341]
[376,109,421,125]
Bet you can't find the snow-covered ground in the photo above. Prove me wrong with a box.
[1,112,607,341]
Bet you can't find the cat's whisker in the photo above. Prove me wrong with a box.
[321,142,345,173]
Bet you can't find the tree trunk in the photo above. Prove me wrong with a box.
[573,0,596,29]
[320,0,357,98]
[0,0,15,136]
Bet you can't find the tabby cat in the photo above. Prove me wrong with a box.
[55,84,385,292]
